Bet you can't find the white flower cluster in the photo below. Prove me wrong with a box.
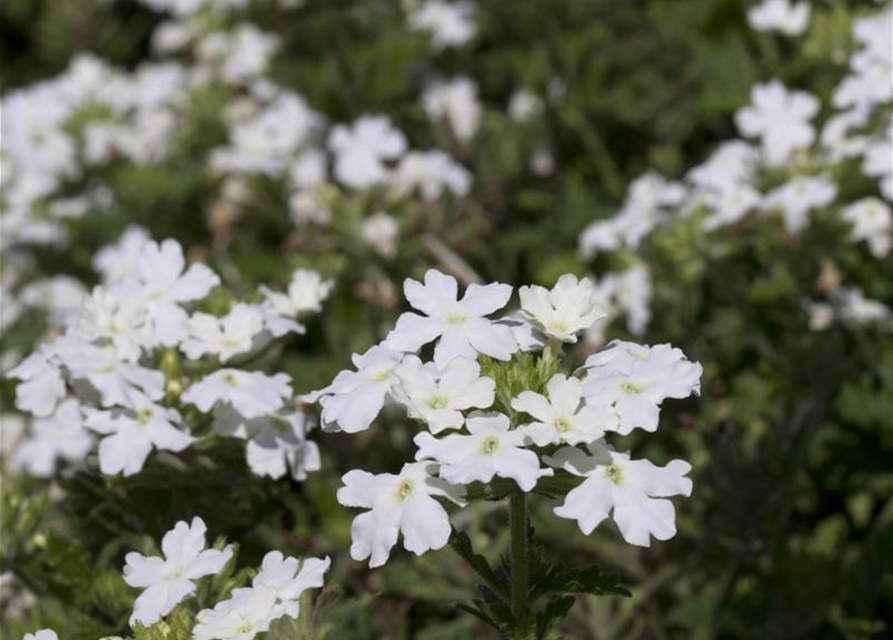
[6,234,330,483]
[308,270,702,567]
[44,515,329,638]
[578,3,893,334]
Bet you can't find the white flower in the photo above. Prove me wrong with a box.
[546,442,692,546]
[193,551,329,640]
[24,631,59,640]
[395,356,494,433]
[181,370,292,419]
[337,461,465,568]
[11,399,93,478]
[842,197,892,258]
[123,517,234,627]
[8,348,67,417]
[114,239,220,346]
[84,396,194,477]
[386,269,518,367]
[328,115,407,190]
[361,211,400,258]
[252,550,330,616]
[79,287,152,361]
[181,304,264,362]
[762,174,838,234]
[213,406,320,481]
[820,109,870,162]
[260,269,333,331]
[734,80,819,165]
[407,0,476,50]
[687,141,758,193]
[508,89,544,122]
[414,413,553,491]
[512,374,618,446]
[581,341,702,435]
[390,150,471,200]
[834,286,893,329]
[863,126,893,202]
[747,0,811,36]
[700,183,762,232]
[422,77,482,143]
[93,226,151,284]
[519,274,606,343]
[306,343,403,433]
[61,344,165,409]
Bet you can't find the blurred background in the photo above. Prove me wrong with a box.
[1,0,891,638]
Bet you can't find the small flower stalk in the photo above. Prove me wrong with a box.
[310,269,702,637]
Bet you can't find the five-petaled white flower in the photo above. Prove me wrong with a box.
[841,197,892,258]
[734,80,819,165]
[79,287,152,361]
[546,442,692,546]
[581,341,702,435]
[181,369,292,419]
[414,413,553,491]
[512,374,618,446]
[251,550,331,617]
[61,344,165,409]
[761,174,838,234]
[123,516,234,627]
[306,343,404,433]
[386,269,518,367]
[395,355,495,433]
[181,303,264,362]
[337,461,465,568]
[519,274,606,343]
[114,239,220,346]
[260,269,333,336]
[192,585,281,640]
[84,395,194,477]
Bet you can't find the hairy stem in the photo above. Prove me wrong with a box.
[510,490,529,637]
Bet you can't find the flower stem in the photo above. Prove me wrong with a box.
[510,490,529,637]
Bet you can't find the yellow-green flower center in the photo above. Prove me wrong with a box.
[445,312,466,324]
[605,463,622,485]
[223,372,240,387]
[136,408,154,425]
[428,395,449,410]
[395,479,414,502]
[480,436,501,455]
[620,380,645,394]
[554,417,572,433]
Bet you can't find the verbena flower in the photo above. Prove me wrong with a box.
[181,369,292,418]
[581,341,702,434]
[123,517,233,627]
[518,274,606,343]
[414,413,553,491]
[11,399,92,478]
[747,0,811,36]
[734,80,819,165]
[84,395,194,477]
[761,174,839,234]
[328,115,407,190]
[337,462,465,568]
[395,355,495,433]
[386,269,518,367]
[306,343,404,433]
[181,303,265,362]
[547,442,692,546]
[512,374,618,446]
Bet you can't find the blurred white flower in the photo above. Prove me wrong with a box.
[747,0,811,36]
[762,174,838,234]
[11,399,93,478]
[93,227,152,284]
[508,89,544,122]
[84,395,194,477]
[182,369,292,418]
[181,304,265,362]
[408,0,476,50]
[422,77,482,143]
[842,197,892,258]
[390,150,472,200]
[124,517,233,627]
[735,80,819,165]
[361,212,400,258]
[328,115,407,190]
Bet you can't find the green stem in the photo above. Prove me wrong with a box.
[510,490,529,637]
